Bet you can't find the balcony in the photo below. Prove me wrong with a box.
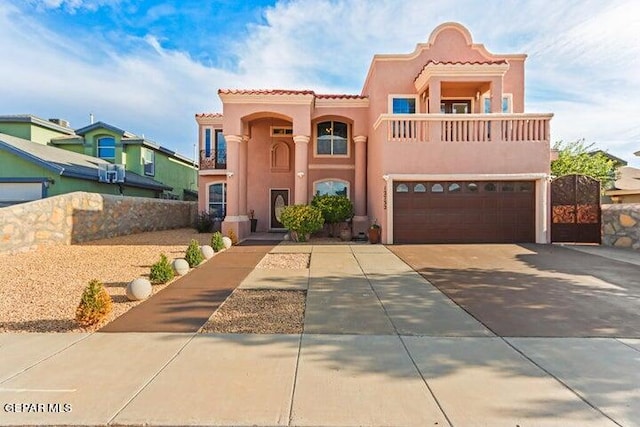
[199,149,226,170]
[374,113,553,143]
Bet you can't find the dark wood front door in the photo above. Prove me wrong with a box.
[551,174,601,243]
[393,181,536,244]
[270,189,289,230]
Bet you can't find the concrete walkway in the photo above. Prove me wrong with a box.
[1,243,639,426]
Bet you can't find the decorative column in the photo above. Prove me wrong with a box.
[239,135,249,219]
[222,135,242,233]
[428,78,442,142]
[353,135,368,234]
[490,77,503,142]
[293,135,310,204]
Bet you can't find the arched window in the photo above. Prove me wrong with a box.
[314,179,349,198]
[97,136,116,160]
[396,183,409,193]
[316,121,348,156]
[208,182,227,219]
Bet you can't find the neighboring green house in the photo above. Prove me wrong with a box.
[0,115,197,206]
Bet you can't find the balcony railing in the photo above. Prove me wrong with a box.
[199,149,226,170]
[374,113,553,143]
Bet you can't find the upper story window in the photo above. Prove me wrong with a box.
[142,147,155,177]
[483,94,512,113]
[316,121,348,156]
[97,136,116,160]
[201,128,226,169]
[389,95,418,114]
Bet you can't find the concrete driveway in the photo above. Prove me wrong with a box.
[389,243,640,337]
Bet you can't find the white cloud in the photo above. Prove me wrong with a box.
[2,0,639,165]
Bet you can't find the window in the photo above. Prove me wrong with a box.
[204,129,212,157]
[142,148,155,177]
[448,183,461,193]
[431,183,444,193]
[97,136,116,160]
[392,98,416,114]
[483,94,512,113]
[314,180,349,197]
[215,129,227,168]
[414,183,426,192]
[270,126,293,137]
[396,183,409,193]
[208,183,227,219]
[316,121,348,156]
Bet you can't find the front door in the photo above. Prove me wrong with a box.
[270,189,289,230]
[440,100,471,114]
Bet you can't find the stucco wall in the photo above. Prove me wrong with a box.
[602,204,640,250]
[0,192,197,254]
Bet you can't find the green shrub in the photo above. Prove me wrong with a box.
[185,239,204,267]
[311,194,354,236]
[194,211,214,233]
[149,253,175,284]
[280,204,324,242]
[75,279,112,327]
[211,231,224,252]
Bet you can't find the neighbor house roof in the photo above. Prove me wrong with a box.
[0,114,75,135]
[122,138,196,166]
[0,132,171,191]
[75,121,137,138]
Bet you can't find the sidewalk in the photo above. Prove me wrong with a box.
[0,243,638,426]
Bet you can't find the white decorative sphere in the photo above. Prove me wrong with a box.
[222,236,232,249]
[172,258,190,276]
[126,278,152,301]
[200,245,214,259]
[283,233,290,241]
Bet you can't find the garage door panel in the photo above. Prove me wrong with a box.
[393,181,535,244]
[0,182,43,204]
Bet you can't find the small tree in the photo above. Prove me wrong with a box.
[280,204,324,242]
[149,253,175,284]
[211,231,224,252]
[184,239,204,267]
[551,139,617,190]
[311,194,354,236]
[76,279,112,327]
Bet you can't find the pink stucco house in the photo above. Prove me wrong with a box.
[196,22,553,244]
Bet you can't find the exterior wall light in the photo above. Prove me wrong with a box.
[226,171,234,178]
[297,171,305,178]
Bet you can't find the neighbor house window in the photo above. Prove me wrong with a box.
[208,182,227,219]
[483,94,512,113]
[97,136,116,160]
[316,121,348,156]
[314,179,349,198]
[142,148,155,177]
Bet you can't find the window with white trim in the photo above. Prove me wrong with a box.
[97,136,116,160]
[389,95,418,114]
[316,121,348,156]
[208,182,227,219]
[314,179,349,198]
[142,148,155,177]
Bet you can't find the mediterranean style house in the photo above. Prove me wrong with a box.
[196,22,554,244]
[0,115,197,206]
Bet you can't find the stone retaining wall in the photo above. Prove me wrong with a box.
[0,192,197,254]
[602,203,640,250]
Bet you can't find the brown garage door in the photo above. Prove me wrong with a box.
[393,181,535,244]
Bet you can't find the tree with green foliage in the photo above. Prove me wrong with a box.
[280,204,324,242]
[311,194,354,237]
[551,139,617,189]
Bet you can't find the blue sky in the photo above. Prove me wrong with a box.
[3,0,640,165]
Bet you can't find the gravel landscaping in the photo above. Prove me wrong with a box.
[200,289,306,334]
[255,253,310,269]
[0,228,211,333]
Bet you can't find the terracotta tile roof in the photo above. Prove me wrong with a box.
[218,89,315,96]
[423,59,508,66]
[195,113,223,118]
[315,94,367,100]
[217,89,365,99]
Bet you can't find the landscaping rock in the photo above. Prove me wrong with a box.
[200,245,214,259]
[126,278,152,301]
[172,258,190,276]
[222,236,232,249]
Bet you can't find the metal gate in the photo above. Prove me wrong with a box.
[551,174,601,243]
